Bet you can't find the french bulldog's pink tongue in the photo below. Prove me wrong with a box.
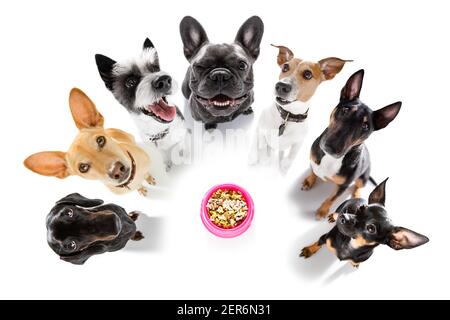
[149,100,176,121]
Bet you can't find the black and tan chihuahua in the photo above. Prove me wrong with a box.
[300,179,429,267]
[302,69,402,219]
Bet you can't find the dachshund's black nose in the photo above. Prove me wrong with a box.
[275,82,292,95]
[152,75,172,92]
[109,162,128,181]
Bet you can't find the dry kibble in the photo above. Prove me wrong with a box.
[206,189,248,229]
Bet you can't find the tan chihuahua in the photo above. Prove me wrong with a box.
[24,88,155,196]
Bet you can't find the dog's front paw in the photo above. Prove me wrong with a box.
[205,123,218,131]
[243,107,253,115]
[128,211,141,221]
[301,178,313,191]
[350,261,360,269]
[146,175,156,185]
[328,213,338,224]
[300,247,315,259]
[316,206,330,220]
[138,186,149,197]
[131,231,144,241]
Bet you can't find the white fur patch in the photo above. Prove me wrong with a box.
[311,151,344,181]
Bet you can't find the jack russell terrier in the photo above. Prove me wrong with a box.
[24,88,155,196]
[96,38,190,171]
[249,45,351,173]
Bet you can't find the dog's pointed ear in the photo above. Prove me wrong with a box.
[180,16,209,61]
[235,16,264,60]
[387,227,429,250]
[373,101,402,131]
[143,38,155,50]
[271,44,294,66]
[56,193,104,207]
[142,38,160,66]
[24,151,70,179]
[60,244,108,265]
[368,178,388,206]
[95,54,116,91]
[319,58,352,80]
[340,69,364,101]
[69,88,104,129]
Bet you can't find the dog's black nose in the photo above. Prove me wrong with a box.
[152,75,172,92]
[275,82,292,95]
[208,68,232,84]
[109,161,128,181]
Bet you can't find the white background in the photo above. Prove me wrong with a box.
[1,0,448,299]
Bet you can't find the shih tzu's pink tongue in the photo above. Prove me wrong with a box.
[148,99,176,122]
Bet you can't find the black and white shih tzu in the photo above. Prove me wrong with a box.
[95,39,190,171]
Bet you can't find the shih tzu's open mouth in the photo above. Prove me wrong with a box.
[196,94,248,109]
[140,97,177,123]
[275,96,296,106]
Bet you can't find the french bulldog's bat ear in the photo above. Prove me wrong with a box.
[319,58,352,80]
[235,16,264,60]
[340,69,364,102]
[69,88,104,129]
[387,227,429,250]
[60,243,108,265]
[368,177,388,206]
[95,54,116,91]
[24,151,70,179]
[373,101,402,131]
[180,16,209,61]
[271,44,294,66]
[56,193,104,207]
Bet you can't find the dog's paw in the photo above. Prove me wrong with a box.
[138,187,149,197]
[243,107,253,115]
[350,261,360,269]
[146,175,156,185]
[205,123,218,131]
[299,247,314,259]
[131,231,144,241]
[328,213,338,224]
[301,179,313,191]
[315,207,329,220]
[128,211,141,221]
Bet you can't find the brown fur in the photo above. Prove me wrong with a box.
[24,88,153,195]
[302,171,317,190]
[300,241,322,258]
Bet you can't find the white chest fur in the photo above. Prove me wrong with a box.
[311,151,344,181]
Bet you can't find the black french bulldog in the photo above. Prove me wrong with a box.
[300,179,429,267]
[180,16,264,130]
[46,193,144,265]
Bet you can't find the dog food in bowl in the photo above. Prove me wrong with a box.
[201,184,254,238]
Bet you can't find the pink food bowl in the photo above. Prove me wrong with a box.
[201,183,254,238]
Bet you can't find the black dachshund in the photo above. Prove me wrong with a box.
[46,193,144,265]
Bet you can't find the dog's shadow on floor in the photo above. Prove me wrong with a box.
[125,214,164,252]
[288,169,353,221]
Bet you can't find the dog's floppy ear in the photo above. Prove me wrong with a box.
[387,227,429,250]
[373,101,402,131]
[24,151,70,179]
[69,88,104,129]
[340,69,364,101]
[271,44,294,66]
[235,16,264,60]
[60,244,108,265]
[368,177,388,206]
[180,16,209,61]
[95,54,117,91]
[56,193,104,207]
[319,58,352,80]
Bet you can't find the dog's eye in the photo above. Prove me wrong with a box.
[239,61,248,71]
[125,77,138,88]
[69,241,77,251]
[366,224,377,234]
[303,70,313,80]
[362,123,369,131]
[96,136,106,148]
[66,209,74,218]
[342,107,350,115]
[282,64,290,73]
[79,163,90,173]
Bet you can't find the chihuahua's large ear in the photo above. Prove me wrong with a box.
[180,16,209,61]
[271,44,294,66]
[56,193,104,207]
[340,69,364,101]
[387,227,429,250]
[69,88,104,129]
[368,177,388,206]
[60,244,108,265]
[235,16,264,60]
[373,102,402,131]
[24,151,70,179]
[95,54,116,91]
[319,58,352,80]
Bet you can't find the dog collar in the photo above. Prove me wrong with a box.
[276,103,309,136]
[148,128,170,146]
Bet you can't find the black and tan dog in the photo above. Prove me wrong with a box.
[46,193,144,265]
[300,179,429,267]
[302,69,402,219]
